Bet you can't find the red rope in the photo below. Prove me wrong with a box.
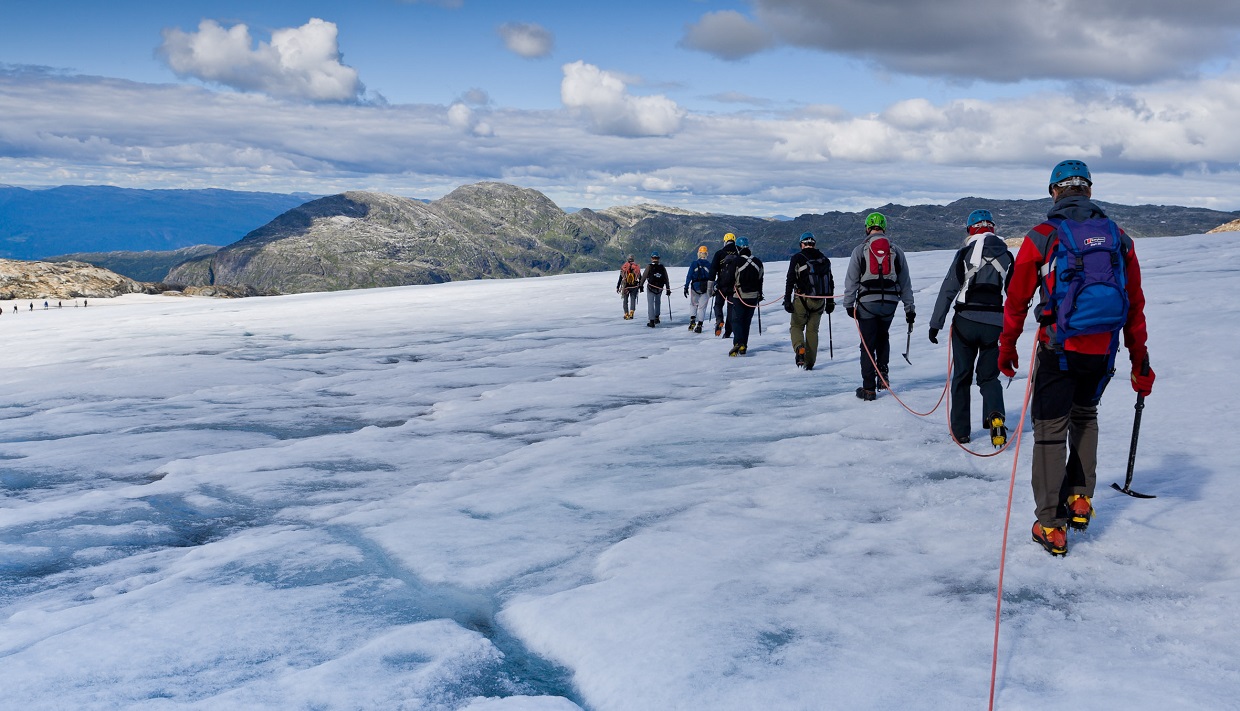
[987,338,1039,710]
[850,314,947,417]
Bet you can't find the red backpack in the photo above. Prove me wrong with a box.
[621,262,641,286]
[860,235,899,299]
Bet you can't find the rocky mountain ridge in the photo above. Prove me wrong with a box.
[164,181,1240,295]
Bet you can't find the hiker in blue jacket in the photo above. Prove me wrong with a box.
[683,245,713,333]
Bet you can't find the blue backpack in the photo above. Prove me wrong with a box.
[689,261,711,294]
[1040,218,1129,346]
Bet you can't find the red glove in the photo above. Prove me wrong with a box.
[1131,358,1155,396]
[998,343,1019,378]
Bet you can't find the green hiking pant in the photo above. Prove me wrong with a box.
[789,297,825,368]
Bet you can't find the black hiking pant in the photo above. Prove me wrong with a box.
[949,317,1004,440]
[1031,346,1113,528]
[714,291,733,331]
[858,314,893,391]
[731,301,756,347]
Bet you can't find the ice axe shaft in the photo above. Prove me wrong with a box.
[1112,392,1155,498]
[901,321,913,365]
[828,310,834,359]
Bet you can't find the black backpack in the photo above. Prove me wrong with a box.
[796,253,832,297]
[716,254,739,295]
[689,262,711,294]
[735,255,763,298]
[956,238,1010,312]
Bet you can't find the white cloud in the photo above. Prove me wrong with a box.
[560,61,685,137]
[5,67,1240,212]
[498,22,554,59]
[679,10,775,61]
[158,18,362,102]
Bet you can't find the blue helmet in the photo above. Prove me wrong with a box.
[799,231,816,246]
[650,251,660,260]
[966,209,995,228]
[1049,160,1092,188]
[736,236,750,248]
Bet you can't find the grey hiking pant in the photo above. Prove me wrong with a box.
[949,317,1004,440]
[1030,346,1110,528]
[690,285,712,324]
[789,297,825,368]
[647,289,665,323]
[622,288,639,314]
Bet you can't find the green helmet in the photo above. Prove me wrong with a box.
[865,212,887,233]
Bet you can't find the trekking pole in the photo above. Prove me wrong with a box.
[901,321,913,365]
[757,305,763,335]
[828,310,834,359]
[1112,388,1156,499]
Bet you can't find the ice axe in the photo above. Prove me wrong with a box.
[1112,389,1155,499]
[828,309,834,359]
[901,320,913,365]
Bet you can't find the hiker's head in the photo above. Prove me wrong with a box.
[1049,159,1092,199]
[799,232,816,249]
[966,209,995,235]
[735,236,751,253]
[723,232,736,244]
[865,212,887,235]
[650,251,660,263]
[697,245,708,257]
[626,254,635,263]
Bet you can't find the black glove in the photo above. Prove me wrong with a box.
[783,298,793,313]
[928,327,939,344]
[665,288,671,296]
[906,310,916,325]
[639,286,644,293]
[846,306,855,319]
[683,287,689,298]
[824,299,835,314]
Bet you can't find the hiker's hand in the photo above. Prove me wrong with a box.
[906,310,916,325]
[824,299,835,314]
[1131,358,1155,396]
[665,289,671,296]
[783,298,793,313]
[928,328,939,344]
[683,287,689,298]
[846,306,855,319]
[998,344,1019,378]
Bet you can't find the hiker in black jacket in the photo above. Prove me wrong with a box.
[708,233,740,337]
[783,232,835,370]
[641,252,671,327]
[929,210,1015,445]
[726,237,764,356]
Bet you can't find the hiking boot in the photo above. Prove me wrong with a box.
[1067,495,1094,531]
[855,387,877,401]
[795,345,806,368]
[1032,522,1068,557]
[804,363,813,371]
[654,317,660,324]
[694,322,703,333]
[715,321,724,336]
[877,367,889,390]
[955,433,971,443]
[738,345,747,355]
[989,414,1008,448]
[728,345,741,357]
[688,318,697,331]
[647,320,656,328]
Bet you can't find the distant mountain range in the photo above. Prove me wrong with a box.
[0,186,312,260]
[8,182,1239,296]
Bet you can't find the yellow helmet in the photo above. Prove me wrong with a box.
[723,233,736,243]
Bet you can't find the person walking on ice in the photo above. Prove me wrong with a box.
[708,233,740,337]
[998,159,1153,557]
[641,252,671,328]
[684,245,713,333]
[726,237,763,356]
[616,255,642,320]
[842,213,915,400]
[783,232,834,370]
[928,210,1014,445]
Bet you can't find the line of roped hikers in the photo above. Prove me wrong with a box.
[614,159,1156,558]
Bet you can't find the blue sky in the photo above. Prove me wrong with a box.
[3,0,1240,215]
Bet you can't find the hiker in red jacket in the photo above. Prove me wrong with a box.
[999,160,1153,557]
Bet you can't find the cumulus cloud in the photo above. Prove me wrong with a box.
[498,22,554,59]
[679,10,775,61]
[750,0,1240,83]
[6,66,1240,212]
[158,18,362,101]
[560,61,685,137]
